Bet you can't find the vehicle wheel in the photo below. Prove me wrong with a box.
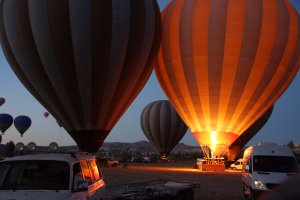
[249,188,257,200]
[233,167,237,170]
[243,182,249,199]
[112,163,117,167]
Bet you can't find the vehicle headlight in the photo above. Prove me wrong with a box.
[253,180,267,190]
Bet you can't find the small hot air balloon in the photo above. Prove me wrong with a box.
[44,112,49,118]
[0,113,13,135]
[0,0,161,153]
[226,106,274,161]
[141,100,188,160]
[14,115,31,137]
[27,142,37,152]
[155,0,300,158]
[0,98,5,107]
[15,142,25,152]
[49,142,59,151]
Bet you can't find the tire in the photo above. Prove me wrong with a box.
[249,188,257,200]
[243,182,249,199]
[112,163,117,168]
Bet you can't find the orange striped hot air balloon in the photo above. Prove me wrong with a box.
[155,0,300,158]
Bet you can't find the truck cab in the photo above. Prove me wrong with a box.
[0,153,105,200]
[242,143,299,200]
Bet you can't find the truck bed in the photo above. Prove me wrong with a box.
[103,179,199,200]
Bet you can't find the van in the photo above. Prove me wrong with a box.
[230,158,243,170]
[242,143,299,199]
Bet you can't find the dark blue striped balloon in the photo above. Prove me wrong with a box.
[14,115,31,137]
[0,113,13,134]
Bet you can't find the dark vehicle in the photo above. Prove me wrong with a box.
[96,157,119,168]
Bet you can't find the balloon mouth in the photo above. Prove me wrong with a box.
[68,130,110,153]
[192,131,239,158]
[160,152,169,161]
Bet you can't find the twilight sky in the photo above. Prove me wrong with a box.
[1,0,300,147]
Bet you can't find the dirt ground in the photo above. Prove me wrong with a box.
[101,162,243,200]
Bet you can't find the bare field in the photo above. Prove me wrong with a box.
[101,162,243,200]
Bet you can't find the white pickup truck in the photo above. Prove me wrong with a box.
[0,153,106,200]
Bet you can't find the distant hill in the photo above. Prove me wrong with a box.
[0,140,200,154]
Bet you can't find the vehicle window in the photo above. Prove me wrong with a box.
[253,156,299,173]
[0,160,69,190]
[73,163,83,182]
[88,160,101,181]
[80,161,93,185]
[73,162,85,190]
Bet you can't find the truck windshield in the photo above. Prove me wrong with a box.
[253,156,299,173]
[0,160,69,190]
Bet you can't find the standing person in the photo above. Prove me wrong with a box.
[122,160,128,169]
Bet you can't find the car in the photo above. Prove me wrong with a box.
[106,158,119,167]
[230,158,243,170]
[96,157,119,168]
[0,153,105,200]
[242,143,299,200]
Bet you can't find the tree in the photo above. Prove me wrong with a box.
[3,141,15,157]
[121,146,132,162]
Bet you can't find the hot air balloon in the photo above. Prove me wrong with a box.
[0,0,161,152]
[44,112,49,118]
[141,100,188,160]
[226,106,274,161]
[155,0,300,158]
[0,98,5,107]
[0,113,13,135]
[14,115,31,137]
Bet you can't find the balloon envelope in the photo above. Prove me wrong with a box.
[44,112,49,118]
[14,115,31,136]
[0,113,13,134]
[141,100,188,158]
[0,98,5,106]
[155,0,300,157]
[226,106,274,161]
[0,0,161,152]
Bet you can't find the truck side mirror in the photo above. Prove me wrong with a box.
[73,174,88,192]
[245,165,251,173]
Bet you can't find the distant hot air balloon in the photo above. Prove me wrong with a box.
[0,0,161,152]
[155,0,300,158]
[44,112,49,118]
[14,115,31,137]
[0,113,13,135]
[141,100,188,160]
[0,98,5,107]
[226,106,274,161]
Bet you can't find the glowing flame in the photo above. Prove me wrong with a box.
[210,131,218,156]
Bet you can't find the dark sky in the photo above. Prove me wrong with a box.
[0,0,300,147]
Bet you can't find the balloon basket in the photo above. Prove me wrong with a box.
[198,157,225,172]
